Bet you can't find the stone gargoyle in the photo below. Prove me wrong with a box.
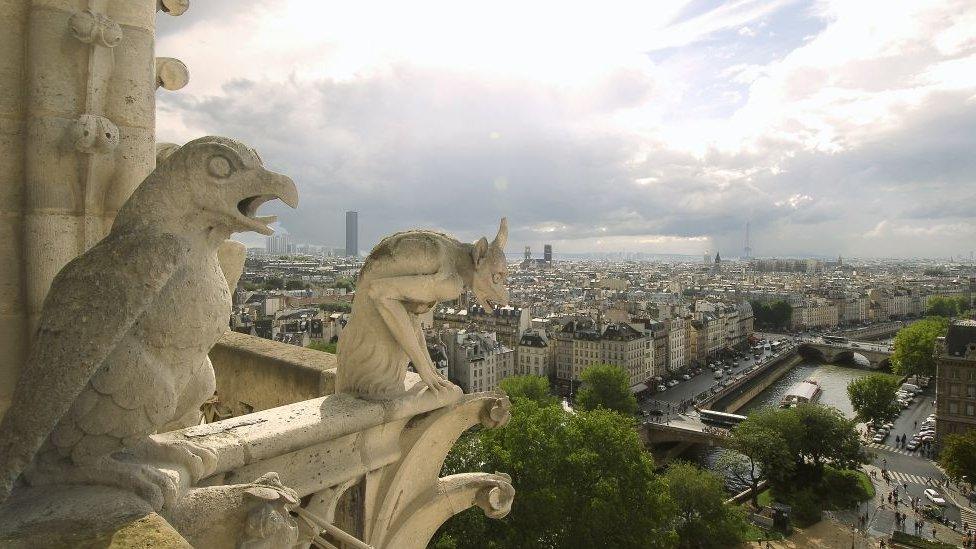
[337,218,510,399]
[0,136,298,511]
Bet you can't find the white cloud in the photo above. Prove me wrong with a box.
[155,0,976,258]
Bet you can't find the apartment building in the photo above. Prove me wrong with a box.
[516,330,552,377]
[934,320,976,442]
[444,330,515,393]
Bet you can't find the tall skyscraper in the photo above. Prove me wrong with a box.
[544,244,552,264]
[345,211,358,257]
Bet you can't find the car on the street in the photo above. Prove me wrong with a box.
[681,374,691,381]
[668,380,679,387]
[906,439,920,451]
[924,489,947,506]
[656,384,667,392]
[872,432,887,443]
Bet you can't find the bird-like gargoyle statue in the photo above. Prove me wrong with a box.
[0,136,298,510]
[337,218,510,399]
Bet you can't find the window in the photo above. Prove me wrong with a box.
[969,385,976,398]
[968,403,975,417]
[949,401,959,415]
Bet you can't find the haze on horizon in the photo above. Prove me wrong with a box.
[157,0,976,260]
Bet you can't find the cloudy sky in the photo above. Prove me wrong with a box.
[157,0,976,259]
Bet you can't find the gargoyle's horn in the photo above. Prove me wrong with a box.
[493,217,508,249]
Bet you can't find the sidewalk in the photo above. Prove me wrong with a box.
[743,517,879,548]
[935,463,976,531]
[856,464,965,546]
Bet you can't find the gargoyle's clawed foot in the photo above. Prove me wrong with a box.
[129,437,218,484]
[420,370,459,395]
[27,455,178,511]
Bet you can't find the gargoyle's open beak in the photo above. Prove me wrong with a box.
[236,171,299,236]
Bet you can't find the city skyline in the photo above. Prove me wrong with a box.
[157,1,976,259]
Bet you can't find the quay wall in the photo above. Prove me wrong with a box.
[707,353,804,413]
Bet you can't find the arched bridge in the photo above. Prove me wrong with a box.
[797,340,893,369]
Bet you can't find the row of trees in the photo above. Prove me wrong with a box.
[432,374,750,549]
[750,300,793,331]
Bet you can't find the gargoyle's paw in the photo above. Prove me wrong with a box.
[133,438,218,482]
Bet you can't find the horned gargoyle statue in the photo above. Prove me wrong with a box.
[337,218,510,398]
[0,136,299,511]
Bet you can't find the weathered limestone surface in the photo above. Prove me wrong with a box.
[0,0,188,418]
[338,218,510,398]
[0,136,299,510]
[0,1,516,546]
[210,330,337,416]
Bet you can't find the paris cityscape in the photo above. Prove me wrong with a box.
[1,1,975,548]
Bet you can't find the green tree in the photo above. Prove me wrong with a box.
[263,276,284,290]
[434,402,676,548]
[499,375,557,407]
[665,462,749,549]
[307,340,337,354]
[926,296,961,318]
[939,430,976,489]
[750,300,793,331]
[575,364,638,415]
[740,404,865,491]
[285,279,309,290]
[891,317,949,376]
[718,409,793,506]
[847,374,900,426]
[335,277,356,291]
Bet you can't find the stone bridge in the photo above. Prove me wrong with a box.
[797,340,893,369]
[639,415,730,446]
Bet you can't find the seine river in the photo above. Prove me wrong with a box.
[694,359,876,492]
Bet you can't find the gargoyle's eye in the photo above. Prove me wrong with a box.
[208,155,234,178]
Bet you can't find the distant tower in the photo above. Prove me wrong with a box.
[744,221,752,259]
[524,246,531,261]
[544,244,553,264]
[345,211,358,257]
[713,252,722,273]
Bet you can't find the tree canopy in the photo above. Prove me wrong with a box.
[665,462,749,549]
[434,400,676,548]
[750,300,793,331]
[891,317,949,376]
[499,375,558,407]
[575,364,638,415]
[939,430,976,489]
[925,296,970,318]
[847,374,901,426]
[718,409,793,506]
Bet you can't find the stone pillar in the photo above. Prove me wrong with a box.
[0,0,31,417]
[0,0,187,416]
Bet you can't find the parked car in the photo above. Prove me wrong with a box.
[681,374,691,381]
[924,489,947,506]
[668,379,679,387]
[873,432,887,443]
[906,439,920,451]
[656,384,667,392]
[714,371,724,379]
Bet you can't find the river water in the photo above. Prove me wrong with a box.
[693,359,875,492]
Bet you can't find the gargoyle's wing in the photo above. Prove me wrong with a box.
[0,230,186,502]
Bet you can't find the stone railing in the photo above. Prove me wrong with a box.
[159,372,513,548]
[209,331,337,416]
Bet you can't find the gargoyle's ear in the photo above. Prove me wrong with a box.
[473,237,490,267]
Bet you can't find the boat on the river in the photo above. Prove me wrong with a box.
[780,378,822,408]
